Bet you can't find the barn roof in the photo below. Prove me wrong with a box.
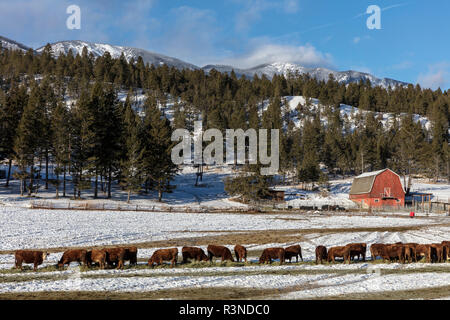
[349,169,396,195]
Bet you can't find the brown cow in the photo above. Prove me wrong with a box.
[380,245,405,264]
[442,241,450,261]
[431,243,444,263]
[104,247,126,269]
[345,243,367,262]
[234,245,247,263]
[15,250,49,271]
[416,244,432,263]
[86,249,106,269]
[284,245,303,263]
[403,243,418,263]
[315,246,327,265]
[123,247,138,266]
[57,249,87,268]
[327,246,350,263]
[182,247,209,263]
[148,248,178,267]
[207,245,234,262]
[259,248,285,265]
[370,243,386,261]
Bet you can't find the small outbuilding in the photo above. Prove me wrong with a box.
[349,169,405,209]
[267,189,285,202]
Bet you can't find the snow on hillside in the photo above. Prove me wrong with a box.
[0,36,30,52]
[37,40,199,70]
[203,62,408,88]
[261,95,434,133]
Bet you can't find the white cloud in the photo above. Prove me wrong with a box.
[283,0,300,13]
[417,62,450,89]
[217,42,334,69]
[154,6,220,65]
[352,35,371,45]
[234,0,300,32]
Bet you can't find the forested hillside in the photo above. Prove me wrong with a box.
[0,45,448,201]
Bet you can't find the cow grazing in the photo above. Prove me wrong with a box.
[403,243,418,263]
[182,247,209,263]
[415,244,432,263]
[103,247,126,269]
[57,249,87,269]
[86,249,106,269]
[123,247,138,266]
[15,250,49,271]
[442,241,450,261]
[327,246,350,263]
[234,245,247,263]
[259,248,285,265]
[284,245,303,263]
[345,243,367,262]
[207,245,234,262]
[148,248,178,267]
[380,245,405,264]
[430,243,444,263]
[315,246,327,265]
[370,243,386,261]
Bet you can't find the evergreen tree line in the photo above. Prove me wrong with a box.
[0,78,176,201]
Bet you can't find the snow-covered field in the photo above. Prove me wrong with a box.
[0,202,449,299]
[0,206,443,252]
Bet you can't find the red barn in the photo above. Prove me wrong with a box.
[349,169,405,208]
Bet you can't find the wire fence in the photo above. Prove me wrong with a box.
[29,198,449,215]
[29,200,258,214]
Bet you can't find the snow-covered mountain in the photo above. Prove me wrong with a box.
[36,40,199,70]
[202,62,408,88]
[2,36,409,88]
[0,35,31,52]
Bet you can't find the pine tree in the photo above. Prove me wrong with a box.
[51,101,71,198]
[297,117,322,189]
[0,82,27,187]
[142,96,178,202]
[120,98,144,203]
[224,164,271,203]
[89,82,122,198]
[70,89,96,199]
[13,83,43,196]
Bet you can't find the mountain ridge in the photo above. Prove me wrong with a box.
[201,62,408,88]
[0,35,32,52]
[3,37,409,88]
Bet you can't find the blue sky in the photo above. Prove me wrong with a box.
[1,0,449,89]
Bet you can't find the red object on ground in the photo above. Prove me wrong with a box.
[410,212,415,218]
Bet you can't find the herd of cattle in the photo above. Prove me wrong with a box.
[12,241,450,271]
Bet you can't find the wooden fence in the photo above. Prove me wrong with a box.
[29,200,260,214]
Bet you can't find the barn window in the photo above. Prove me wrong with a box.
[396,199,400,203]
[384,187,391,197]
[374,199,379,203]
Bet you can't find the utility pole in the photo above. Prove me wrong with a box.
[361,149,364,174]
